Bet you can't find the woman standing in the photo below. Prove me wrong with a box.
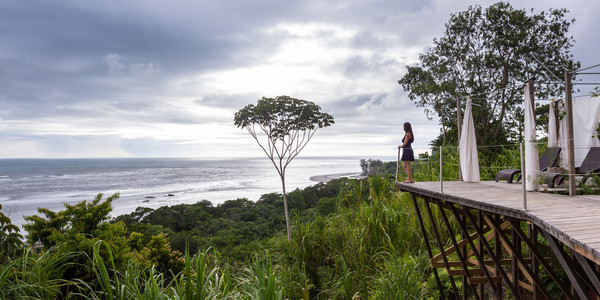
[398,122,415,183]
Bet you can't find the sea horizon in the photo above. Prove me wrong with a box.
[0,155,397,160]
[0,156,393,229]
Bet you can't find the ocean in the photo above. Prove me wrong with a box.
[0,157,369,228]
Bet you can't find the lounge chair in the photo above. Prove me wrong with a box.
[495,147,561,183]
[543,147,600,188]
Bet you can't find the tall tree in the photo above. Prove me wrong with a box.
[234,96,334,241]
[398,2,579,148]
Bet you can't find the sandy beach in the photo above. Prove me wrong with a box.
[309,172,365,183]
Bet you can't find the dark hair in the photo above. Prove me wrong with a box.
[404,122,414,142]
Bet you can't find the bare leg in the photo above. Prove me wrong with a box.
[403,161,414,182]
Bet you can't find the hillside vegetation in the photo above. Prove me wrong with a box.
[0,148,526,299]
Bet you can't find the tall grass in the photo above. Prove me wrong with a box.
[174,246,235,299]
[370,253,429,299]
[278,176,430,299]
[77,241,238,299]
[237,256,284,300]
[0,246,80,299]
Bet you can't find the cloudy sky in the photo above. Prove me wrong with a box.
[1,0,599,158]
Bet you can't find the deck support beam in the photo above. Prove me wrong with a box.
[407,193,599,299]
[410,194,446,299]
[433,198,499,297]
[509,219,575,298]
[574,252,600,295]
[542,230,593,300]
[421,196,467,298]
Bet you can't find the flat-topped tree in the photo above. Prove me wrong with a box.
[234,95,334,241]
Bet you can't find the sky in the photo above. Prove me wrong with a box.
[1,0,599,158]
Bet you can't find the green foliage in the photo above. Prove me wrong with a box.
[316,197,337,215]
[1,174,443,299]
[370,253,429,299]
[0,246,79,299]
[592,86,600,97]
[234,96,334,140]
[115,179,350,262]
[360,159,396,176]
[286,190,307,211]
[78,243,236,299]
[0,204,23,263]
[238,256,284,300]
[399,2,579,147]
[23,193,119,249]
[21,193,185,285]
[274,177,429,299]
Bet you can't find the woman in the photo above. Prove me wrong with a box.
[398,122,415,183]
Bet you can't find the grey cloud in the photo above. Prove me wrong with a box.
[0,0,595,158]
[340,54,403,78]
[195,93,262,110]
[0,0,313,126]
[104,53,161,76]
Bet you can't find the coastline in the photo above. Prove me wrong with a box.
[310,172,365,183]
[8,172,365,229]
[2,157,364,228]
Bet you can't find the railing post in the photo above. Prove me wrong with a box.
[396,148,400,182]
[565,70,576,196]
[457,96,463,181]
[440,146,443,193]
[521,142,527,210]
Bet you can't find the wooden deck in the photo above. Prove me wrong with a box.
[397,180,600,266]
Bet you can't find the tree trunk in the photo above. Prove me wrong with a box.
[280,174,291,241]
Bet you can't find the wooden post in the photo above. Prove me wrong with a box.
[512,225,522,298]
[457,96,463,181]
[461,214,467,299]
[440,146,443,193]
[478,211,485,298]
[529,223,538,299]
[521,142,527,210]
[396,148,400,182]
[565,71,576,196]
[494,216,503,299]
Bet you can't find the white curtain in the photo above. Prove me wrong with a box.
[558,97,600,167]
[524,83,539,191]
[459,97,480,182]
[548,99,558,148]
[557,100,569,167]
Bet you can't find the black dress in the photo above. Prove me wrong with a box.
[401,133,414,162]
